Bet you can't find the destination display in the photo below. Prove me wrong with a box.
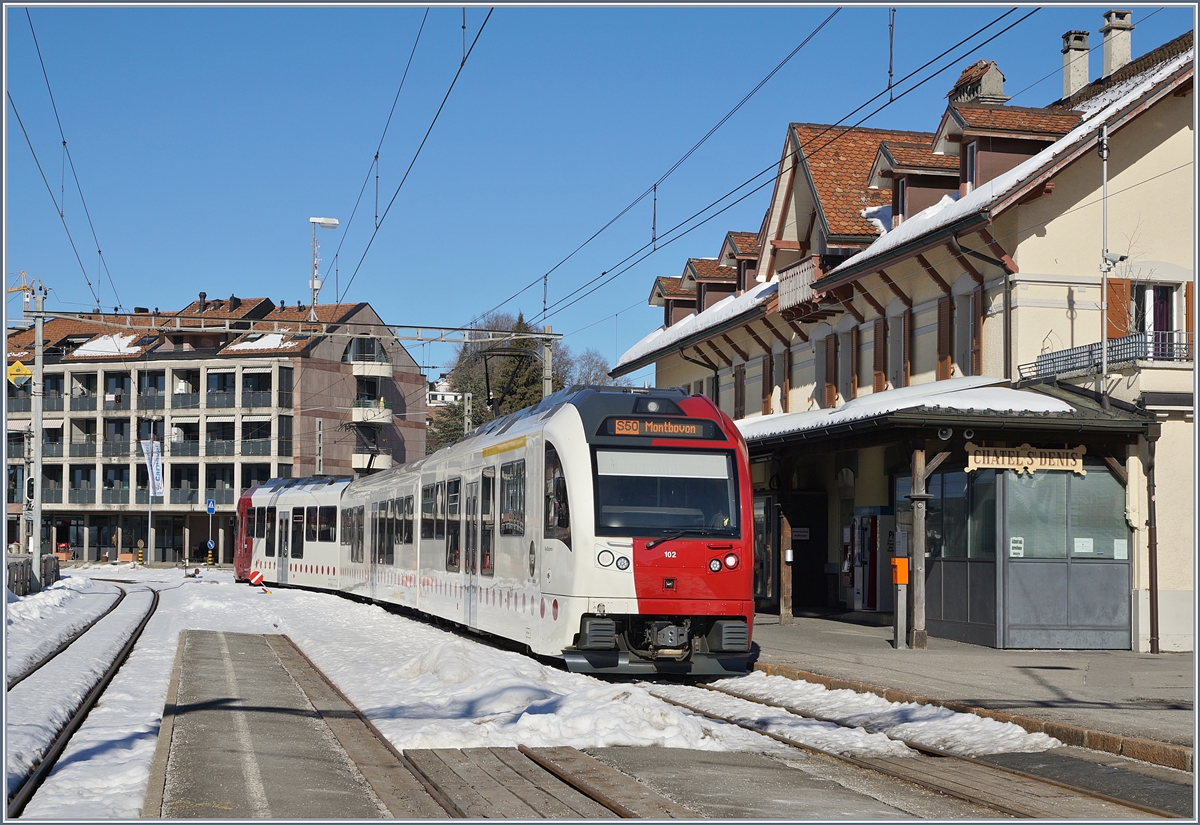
[601,417,721,440]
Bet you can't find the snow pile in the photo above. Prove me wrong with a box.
[225,332,298,351]
[712,671,1061,757]
[70,334,142,358]
[860,203,892,235]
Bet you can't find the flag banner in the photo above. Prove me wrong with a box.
[142,440,164,497]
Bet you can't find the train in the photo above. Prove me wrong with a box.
[233,385,755,675]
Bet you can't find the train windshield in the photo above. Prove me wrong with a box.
[593,449,738,537]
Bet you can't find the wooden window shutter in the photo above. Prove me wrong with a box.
[848,326,859,400]
[1107,277,1132,339]
[823,333,837,407]
[761,354,773,415]
[937,295,952,380]
[733,363,745,419]
[781,348,791,413]
[1185,282,1193,339]
[873,318,886,393]
[971,285,984,376]
[902,309,911,387]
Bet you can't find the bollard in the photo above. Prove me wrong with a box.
[892,556,909,650]
[207,549,213,566]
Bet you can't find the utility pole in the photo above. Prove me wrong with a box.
[542,326,553,399]
[30,286,45,591]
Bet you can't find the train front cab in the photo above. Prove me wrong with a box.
[555,388,756,676]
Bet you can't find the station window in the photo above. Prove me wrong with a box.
[500,459,525,536]
[318,506,336,543]
[895,469,995,559]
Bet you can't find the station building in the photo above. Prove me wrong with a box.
[6,295,425,563]
[613,14,1194,652]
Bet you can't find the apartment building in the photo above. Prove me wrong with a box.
[6,295,425,562]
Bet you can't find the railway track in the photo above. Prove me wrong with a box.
[7,585,127,690]
[644,682,1183,819]
[6,585,160,819]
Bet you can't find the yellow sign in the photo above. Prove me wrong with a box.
[7,361,31,387]
[965,442,1087,476]
[482,436,527,458]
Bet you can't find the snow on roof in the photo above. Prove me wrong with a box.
[70,333,142,358]
[826,46,1193,279]
[616,280,777,369]
[737,376,1074,443]
[225,332,300,351]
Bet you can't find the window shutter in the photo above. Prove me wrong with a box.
[873,318,886,393]
[937,295,952,380]
[971,285,984,376]
[1107,277,1132,339]
[848,326,859,400]
[902,309,911,387]
[781,348,791,413]
[823,334,836,408]
[733,363,745,419]
[1185,282,1193,338]
[761,354,773,415]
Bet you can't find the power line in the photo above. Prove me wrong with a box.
[25,9,124,312]
[338,8,494,302]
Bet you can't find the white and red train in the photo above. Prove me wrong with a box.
[234,385,754,675]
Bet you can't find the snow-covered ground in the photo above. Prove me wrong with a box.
[6,565,1059,818]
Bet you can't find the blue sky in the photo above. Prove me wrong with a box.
[5,4,1194,384]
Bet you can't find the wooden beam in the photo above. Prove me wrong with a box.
[771,239,802,250]
[923,450,951,480]
[852,280,886,317]
[743,324,772,355]
[705,340,732,368]
[915,253,952,294]
[691,347,716,370]
[977,226,1018,273]
[785,320,809,343]
[878,269,912,307]
[1102,453,1128,486]
[721,333,749,362]
[946,242,984,285]
[832,286,864,324]
[763,319,791,347]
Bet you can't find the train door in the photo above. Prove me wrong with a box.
[277,510,290,584]
[291,508,305,577]
[464,481,479,628]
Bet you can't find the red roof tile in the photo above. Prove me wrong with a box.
[687,258,737,283]
[952,104,1082,136]
[792,124,935,237]
[727,232,761,257]
[881,141,959,172]
[654,276,694,299]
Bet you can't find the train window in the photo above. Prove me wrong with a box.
[402,495,414,544]
[305,507,318,542]
[446,478,461,571]
[421,485,434,539]
[265,506,276,557]
[373,502,384,563]
[435,481,446,541]
[481,467,495,576]
[353,505,365,563]
[318,507,336,543]
[384,500,396,564]
[279,514,289,558]
[292,507,306,559]
[255,507,266,540]
[340,508,350,545]
[593,450,738,537]
[544,443,571,549]
[465,481,478,574]
[246,507,257,541]
[500,460,525,536]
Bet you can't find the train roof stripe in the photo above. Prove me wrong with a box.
[482,436,527,458]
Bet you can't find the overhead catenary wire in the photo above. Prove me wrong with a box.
[25,9,124,312]
[338,8,494,303]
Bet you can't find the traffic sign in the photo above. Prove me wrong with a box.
[206,499,216,514]
[207,539,215,550]
[7,361,32,387]
[249,570,263,586]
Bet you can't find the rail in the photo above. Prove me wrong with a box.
[1019,331,1194,380]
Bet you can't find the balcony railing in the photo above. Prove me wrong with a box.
[170,488,199,505]
[134,490,165,505]
[138,393,165,410]
[170,440,200,457]
[70,395,97,411]
[242,390,272,408]
[1019,331,1194,381]
[206,439,236,456]
[778,255,821,312]
[44,395,64,412]
[70,438,97,457]
[103,393,131,411]
[42,488,63,504]
[69,487,96,504]
[172,392,200,410]
[207,391,236,409]
[43,441,64,458]
[205,488,235,505]
[7,442,24,458]
[102,488,131,504]
[102,439,132,457]
[8,397,31,412]
[241,438,272,456]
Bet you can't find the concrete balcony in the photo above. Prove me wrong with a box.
[352,398,393,424]
[350,359,391,379]
[352,449,392,471]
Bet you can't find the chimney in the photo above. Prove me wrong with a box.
[198,291,207,312]
[1101,9,1133,78]
[948,60,1009,107]
[228,294,241,311]
[1062,30,1090,99]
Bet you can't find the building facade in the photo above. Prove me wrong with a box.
[6,295,425,563]
[614,14,1193,651]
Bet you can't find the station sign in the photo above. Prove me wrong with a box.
[965,442,1086,475]
[600,417,720,440]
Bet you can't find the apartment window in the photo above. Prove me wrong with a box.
[278,416,293,457]
[277,367,294,409]
[954,286,985,377]
[888,310,910,389]
[760,354,773,415]
[819,334,836,408]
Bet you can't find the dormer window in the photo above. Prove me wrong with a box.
[964,142,977,193]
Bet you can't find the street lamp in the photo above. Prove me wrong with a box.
[309,217,339,321]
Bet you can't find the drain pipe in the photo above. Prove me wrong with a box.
[1146,426,1161,653]
[679,347,721,407]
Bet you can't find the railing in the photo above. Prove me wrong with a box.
[205,488,235,505]
[206,391,236,409]
[170,488,199,505]
[354,398,393,410]
[134,490,165,505]
[7,442,24,458]
[43,441,64,457]
[278,439,292,457]
[44,395,64,412]
[102,439,132,457]
[42,487,63,504]
[101,488,131,504]
[70,394,97,411]
[69,438,97,457]
[242,390,272,408]
[206,439,236,456]
[138,393,165,410]
[241,438,272,456]
[170,440,200,457]
[172,392,200,410]
[69,487,96,504]
[8,397,31,412]
[778,255,820,312]
[103,393,131,411]
[1019,331,1194,380]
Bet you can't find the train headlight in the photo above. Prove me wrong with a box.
[723,553,740,569]
[615,556,630,571]
[597,549,615,567]
[708,558,722,573]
